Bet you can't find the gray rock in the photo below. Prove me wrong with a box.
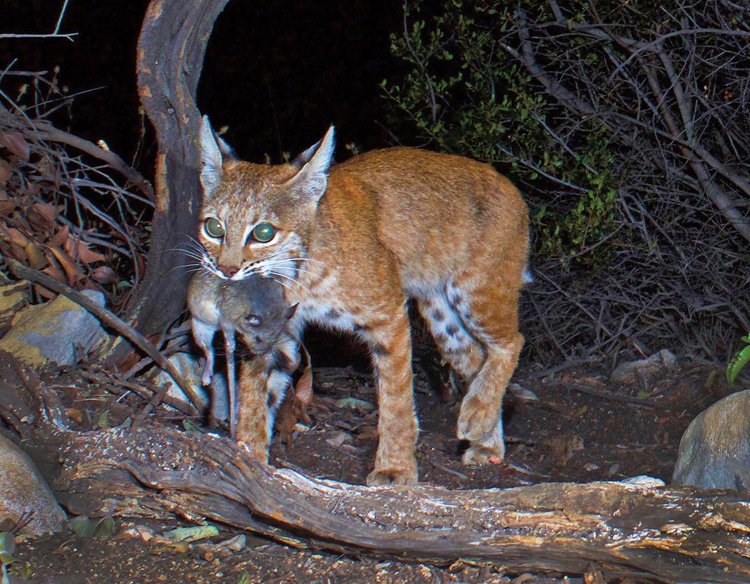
[672,389,750,490]
[0,290,109,366]
[0,433,67,536]
[154,352,228,421]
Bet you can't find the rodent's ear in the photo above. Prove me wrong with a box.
[284,303,299,320]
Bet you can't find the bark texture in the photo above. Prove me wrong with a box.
[127,0,230,339]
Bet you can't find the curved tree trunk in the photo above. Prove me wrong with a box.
[124,0,229,344]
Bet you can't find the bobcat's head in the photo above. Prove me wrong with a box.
[194,116,334,285]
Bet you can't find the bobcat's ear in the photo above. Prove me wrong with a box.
[199,115,234,196]
[286,125,335,203]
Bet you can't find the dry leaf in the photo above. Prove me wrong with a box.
[355,424,379,442]
[47,224,69,248]
[7,243,27,264]
[64,236,106,264]
[0,159,11,185]
[295,364,313,405]
[326,431,352,448]
[25,241,48,270]
[48,246,84,285]
[65,407,84,424]
[32,202,61,224]
[34,262,62,300]
[5,227,29,247]
[0,132,30,161]
[33,285,54,300]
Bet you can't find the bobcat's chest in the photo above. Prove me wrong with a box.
[292,263,360,332]
[297,301,360,334]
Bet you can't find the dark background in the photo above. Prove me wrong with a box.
[2,0,406,167]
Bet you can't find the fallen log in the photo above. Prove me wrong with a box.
[1,368,745,584]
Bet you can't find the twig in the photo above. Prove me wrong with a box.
[3,256,201,415]
[132,380,174,428]
[567,384,655,408]
[80,369,196,416]
[34,123,155,202]
[0,0,77,42]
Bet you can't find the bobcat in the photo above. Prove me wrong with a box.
[196,116,528,485]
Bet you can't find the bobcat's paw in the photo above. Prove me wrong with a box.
[456,395,497,441]
[462,443,505,466]
[366,465,418,486]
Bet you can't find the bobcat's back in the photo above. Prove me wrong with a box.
[315,147,528,293]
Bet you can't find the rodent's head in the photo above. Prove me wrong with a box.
[220,275,297,356]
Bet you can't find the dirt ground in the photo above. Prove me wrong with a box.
[10,344,732,583]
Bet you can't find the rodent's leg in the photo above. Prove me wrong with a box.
[192,318,218,386]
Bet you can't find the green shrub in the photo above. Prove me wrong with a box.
[382,0,622,264]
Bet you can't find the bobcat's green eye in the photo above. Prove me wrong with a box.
[251,222,276,243]
[204,217,225,239]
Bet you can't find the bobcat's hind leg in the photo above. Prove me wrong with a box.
[416,292,486,382]
[446,281,524,465]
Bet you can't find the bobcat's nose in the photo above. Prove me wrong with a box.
[218,264,239,278]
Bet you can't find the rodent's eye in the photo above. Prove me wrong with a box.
[245,314,263,327]
[203,217,225,239]
[251,222,276,243]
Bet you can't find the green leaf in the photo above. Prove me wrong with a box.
[163,525,219,544]
[93,516,116,538]
[727,339,750,385]
[70,515,116,539]
[70,516,96,538]
[0,533,14,558]
[96,409,110,429]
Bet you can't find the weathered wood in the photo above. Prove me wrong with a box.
[46,425,750,583]
[0,362,748,583]
[125,0,229,343]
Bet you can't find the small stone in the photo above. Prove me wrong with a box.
[673,389,750,490]
[0,433,67,536]
[507,383,538,401]
[154,352,213,414]
[619,475,665,488]
[326,431,352,448]
[0,290,108,366]
[610,349,678,387]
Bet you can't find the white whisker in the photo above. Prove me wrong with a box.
[266,270,312,296]
[265,275,295,295]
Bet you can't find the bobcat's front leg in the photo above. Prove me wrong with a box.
[365,306,419,485]
[236,355,271,462]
